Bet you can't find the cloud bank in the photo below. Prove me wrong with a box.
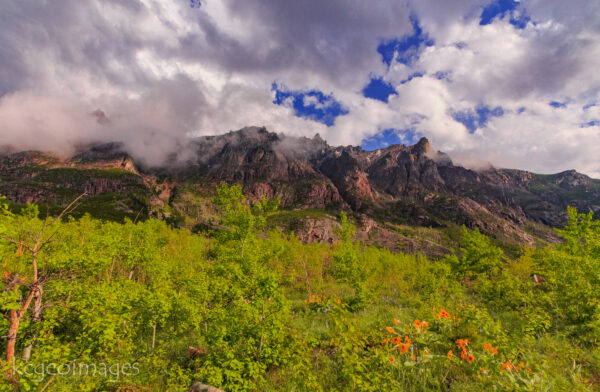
[0,0,598,176]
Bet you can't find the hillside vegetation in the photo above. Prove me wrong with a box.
[1,184,599,391]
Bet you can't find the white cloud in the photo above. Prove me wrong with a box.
[0,0,598,176]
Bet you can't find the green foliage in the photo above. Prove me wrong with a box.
[0,192,598,391]
[446,225,504,276]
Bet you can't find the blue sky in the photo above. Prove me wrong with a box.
[272,83,348,126]
[0,0,599,176]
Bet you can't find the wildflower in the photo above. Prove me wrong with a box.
[304,299,307,303]
[501,362,513,372]
[386,326,395,334]
[390,355,395,363]
[317,298,321,303]
[447,350,453,359]
[423,349,429,355]
[479,368,486,374]
[336,298,341,304]
[404,336,412,346]
[412,354,416,361]
[422,321,429,328]
[398,343,409,353]
[460,348,467,361]
[394,318,399,326]
[381,339,389,344]
[414,319,422,328]
[467,354,474,363]
[456,339,469,349]
[436,309,451,319]
[515,361,524,371]
[309,298,315,303]
[391,337,401,345]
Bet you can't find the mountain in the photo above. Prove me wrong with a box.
[2,126,599,255]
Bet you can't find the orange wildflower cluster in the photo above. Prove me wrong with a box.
[455,339,474,362]
[455,338,469,348]
[383,321,414,356]
[388,335,412,353]
[436,308,451,319]
[413,319,429,333]
[483,343,498,355]
[304,294,323,304]
[502,361,525,372]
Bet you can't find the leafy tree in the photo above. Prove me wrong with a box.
[447,225,504,276]
[330,212,372,309]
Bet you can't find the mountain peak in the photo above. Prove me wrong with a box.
[412,136,431,154]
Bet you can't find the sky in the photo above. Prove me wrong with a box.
[0,0,599,176]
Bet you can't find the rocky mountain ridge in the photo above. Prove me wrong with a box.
[1,126,599,254]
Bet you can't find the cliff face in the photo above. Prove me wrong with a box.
[1,126,599,248]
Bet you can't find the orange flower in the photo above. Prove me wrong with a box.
[501,362,513,372]
[447,350,453,359]
[456,339,469,349]
[309,298,315,303]
[390,355,395,363]
[479,367,486,374]
[304,299,307,303]
[404,336,412,346]
[411,354,416,361]
[414,319,422,328]
[316,298,321,303]
[460,348,467,360]
[422,321,429,328]
[394,318,399,326]
[398,343,409,353]
[381,339,389,344]
[391,337,401,345]
[467,354,474,363]
[386,326,395,334]
[515,361,524,371]
[336,298,341,304]
[423,349,429,355]
[436,309,451,319]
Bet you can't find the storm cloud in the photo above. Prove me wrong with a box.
[0,0,598,175]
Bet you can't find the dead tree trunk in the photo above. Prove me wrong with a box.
[22,285,43,362]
